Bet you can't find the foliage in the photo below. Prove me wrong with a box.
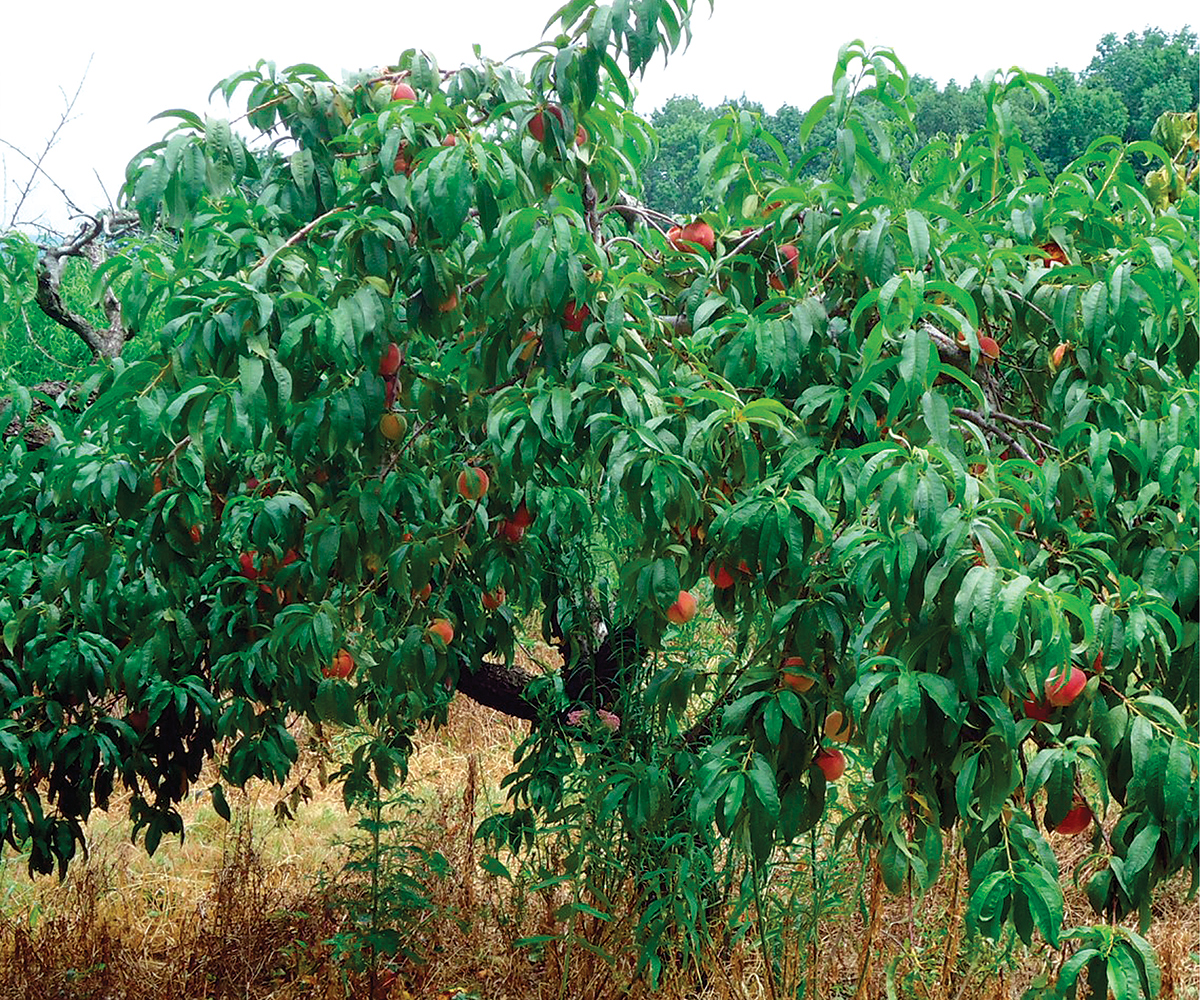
[324,789,453,990]
[641,26,1198,215]
[641,96,719,216]
[1086,28,1200,141]
[0,4,1197,998]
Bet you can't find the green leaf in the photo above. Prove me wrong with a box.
[1016,864,1063,946]
[747,755,780,819]
[905,210,930,267]
[800,95,834,145]
[920,390,950,446]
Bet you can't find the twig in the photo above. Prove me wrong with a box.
[600,191,675,234]
[951,407,1032,461]
[92,169,115,214]
[4,56,92,227]
[602,235,656,260]
[20,307,78,371]
[152,435,193,478]
[248,207,345,271]
[230,94,289,127]
[728,224,770,258]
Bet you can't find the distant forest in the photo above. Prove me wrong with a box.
[641,27,1199,215]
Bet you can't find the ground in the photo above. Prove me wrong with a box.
[1,648,1197,1000]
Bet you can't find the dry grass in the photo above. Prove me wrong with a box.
[1,685,1197,1000]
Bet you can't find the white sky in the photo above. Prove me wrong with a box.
[1,0,1193,232]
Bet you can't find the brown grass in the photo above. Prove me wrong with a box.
[1,688,1197,1000]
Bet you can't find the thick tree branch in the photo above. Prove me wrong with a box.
[924,324,973,377]
[991,410,1054,436]
[456,656,540,721]
[455,619,648,723]
[34,212,137,360]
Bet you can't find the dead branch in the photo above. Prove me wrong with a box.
[35,212,137,359]
[3,57,93,228]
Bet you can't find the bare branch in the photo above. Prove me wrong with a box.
[248,206,346,272]
[4,57,93,227]
[34,215,131,359]
[601,191,674,234]
[951,407,1033,461]
[603,235,657,260]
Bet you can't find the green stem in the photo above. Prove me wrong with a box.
[750,850,779,1000]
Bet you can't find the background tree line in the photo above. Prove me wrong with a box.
[641,27,1199,214]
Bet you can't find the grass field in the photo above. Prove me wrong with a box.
[1,665,1197,1000]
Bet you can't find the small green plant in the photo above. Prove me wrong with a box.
[324,789,453,995]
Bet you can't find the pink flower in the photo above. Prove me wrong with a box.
[597,709,620,732]
[566,709,586,726]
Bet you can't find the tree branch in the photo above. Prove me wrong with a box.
[581,169,601,243]
[456,656,540,721]
[601,191,674,233]
[3,58,93,228]
[34,214,133,359]
[951,407,1033,461]
[454,619,648,723]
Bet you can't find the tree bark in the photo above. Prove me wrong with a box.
[457,619,647,723]
[33,211,137,360]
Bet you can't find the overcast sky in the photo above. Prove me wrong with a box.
[1,0,1193,232]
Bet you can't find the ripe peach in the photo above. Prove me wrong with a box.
[239,552,261,581]
[497,519,526,543]
[379,343,402,376]
[322,649,355,679]
[1053,799,1092,835]
[427,618,454,645]
[824,710,852,743]
[666,590,697,625]
[1045,665,1085,707]
[815,748,845,781]
[562,300,589,332]
[528,105,565,142]
[769,244,799,291]
[680,219,715,255]
[781,658,815,693]
[457,466,490,501]
[708,563,735,589]
[1023,696,1053,722]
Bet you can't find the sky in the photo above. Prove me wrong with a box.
[1,0,1194,232]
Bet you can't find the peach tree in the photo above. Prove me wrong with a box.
[0,2,1197,995]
